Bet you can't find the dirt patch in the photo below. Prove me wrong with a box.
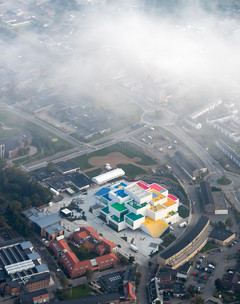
[88,152,141,169]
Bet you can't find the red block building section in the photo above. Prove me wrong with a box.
[71,226,117,255]
[50,227,119,278]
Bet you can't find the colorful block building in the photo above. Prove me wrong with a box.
[98,180,180,238]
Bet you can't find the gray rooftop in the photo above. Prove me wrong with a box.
[27,252,40,261]
[44,223,64,235]
[31,213,61,229]
[35,264,49,273]
[20,241,33,250]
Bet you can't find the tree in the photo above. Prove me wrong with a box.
[191,295,204,304]
[148,261,153,267]
[46,162,57,173]
[129,256,135,264]
[85,269,93,282]
[215,278,224,291]
[60,276,69,287]
[79,245,90,257]
[225,217,233,229]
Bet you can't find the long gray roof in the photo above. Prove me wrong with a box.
[32,213,61,229]
[160,215,209,260]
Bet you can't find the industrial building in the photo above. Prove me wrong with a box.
[209,227,235,246]
[158,216,210,269]
[92,168,125,185]
[22,208,64,241]
[97,180,180,238]
[200,181,228,215]
[174,151,207,181]
[0,238,50,296]
[50,227,119,278]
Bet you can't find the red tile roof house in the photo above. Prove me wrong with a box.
[50,227,119,278]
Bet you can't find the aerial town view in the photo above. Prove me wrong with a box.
[0,0,240,303]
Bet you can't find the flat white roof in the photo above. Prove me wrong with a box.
[61,208,72,215]
[5,260,35,274]
[126,183,151,198]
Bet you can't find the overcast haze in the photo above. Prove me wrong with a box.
[1,1,240,108]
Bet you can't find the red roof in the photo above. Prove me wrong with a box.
[168,194,178,201]
[137,181,149,190]
[96,244,105,252]
[149,184,164,192]
[95,253,119,264]
[81,226,96,234]
[60,251,79,269]
[84,241,95,251]
[124,282,135,299]
[55,239,71,252]
[75,230,89,240]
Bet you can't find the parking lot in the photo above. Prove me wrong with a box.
[187,240,239,298]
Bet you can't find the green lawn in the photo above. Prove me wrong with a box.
[85,168,102,178]
[117,163,147,177]
[178,205,190,219]
[217,175,232,186]
[200,242,218,253]
[60,284,93,300]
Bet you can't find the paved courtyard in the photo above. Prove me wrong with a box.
[42,183,164,264]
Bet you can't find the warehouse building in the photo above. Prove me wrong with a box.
[0,238,50,296]
[22,208,64,240]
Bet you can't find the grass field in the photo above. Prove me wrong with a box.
[71,142,156,170]
[85,168,102,178]
[60,284,93,300]
[117,163,147,177]
[178,205,190,219]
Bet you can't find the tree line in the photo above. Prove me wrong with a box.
[0,158,52,235]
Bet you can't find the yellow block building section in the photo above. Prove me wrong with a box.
[163,198,176,208]
[142,217,169,238]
